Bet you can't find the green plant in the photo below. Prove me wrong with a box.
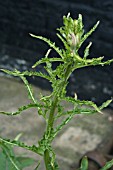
[0,13,113,170]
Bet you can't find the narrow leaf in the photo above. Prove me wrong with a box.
[62,97,101,113]
[30,34,64,58]
[0,138,40,154]
[78,21,100,49]
[99,99,112,110]
[32,57,63,68]
[0,103,44,116]
[84,42,92,59]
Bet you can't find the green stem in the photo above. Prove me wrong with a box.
[47,64,72,132]
[44,149,50,170]
[44,64,72,170]
[47,96,58,131]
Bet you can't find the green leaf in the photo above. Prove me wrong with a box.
[54,112,75,137]
[78,21,100,50]
[0,103,44,116]
[100,159,113,170]
[0,142,35,170]
[0,152,7,170]
[57,33,69,51]
[16,156,35,168]
[30,34,64,59]
[0,138,40,155]
[0,144,21,170]
[20,75,37,103]
[84,42,92,59]
[79,156,88,170]
[62,97,101,113]
[99,99,112,110]
[32,57,63,68]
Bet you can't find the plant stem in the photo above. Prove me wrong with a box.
[47,64,72,132]
[44,149,50,170]
[44,64,72,170]
[47,96,58,131]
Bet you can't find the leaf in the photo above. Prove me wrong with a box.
[54,112,75,137]
[78,21,100,50]
[20,75,37,103]
[84,42,92,59]
[0,138,40,155]
[0,69,21,76]
[99,99,112,110]
[0,103,43,116]
[20,70,51,81]
[30,34,64,58]
[62,97,101,113]
[0,144,21,170]
[32,57,63,68]
[0,152,6,170]
[57,33,69,51]
[0,142,35,170]
[64,107,97,116]
[16,156,35,168]
[100,159,113,170]
[79,156,88,170]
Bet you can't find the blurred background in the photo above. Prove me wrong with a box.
[0,0,113,107]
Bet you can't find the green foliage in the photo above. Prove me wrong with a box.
[79,156,88,170]
[100,159,113,170]
[0,13,113,170]
[0,140,35,170]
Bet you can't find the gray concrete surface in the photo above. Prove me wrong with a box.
[0,76,113,170]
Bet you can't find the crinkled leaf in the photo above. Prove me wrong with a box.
[62,97,101,113]
[0,103,44,116]
[32,57,63,68]
[30,34,63,59]
[0,138,40,155]
[78,21,100,50]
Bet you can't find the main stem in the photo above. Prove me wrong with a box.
[44,64,72,170]
[47,64,72,132]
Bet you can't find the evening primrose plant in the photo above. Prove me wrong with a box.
[0,13,113,170]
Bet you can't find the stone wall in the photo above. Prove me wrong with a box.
[0,0,113,107]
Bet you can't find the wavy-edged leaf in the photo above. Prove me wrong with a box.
[99,58,113,66]
[0,69,37,103]
[56,33,69,51]
[0,138,41,155]
[64,107,97,116]
[53,112,75,137]
[0,103,44,116]
[21,70,51,81]
[75,57,113,70]
[20,75,37,103]
[78,21,100,50]
[32,57,63,68]
[62,97,101,113]
[30,34,64,59]
[0,69,21,76]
